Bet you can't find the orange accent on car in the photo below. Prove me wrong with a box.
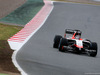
[72,33,76,39]
[62,46,64,50]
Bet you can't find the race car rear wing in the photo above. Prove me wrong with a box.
[65,29,82,35]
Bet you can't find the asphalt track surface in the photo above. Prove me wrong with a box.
[16,2,100,75]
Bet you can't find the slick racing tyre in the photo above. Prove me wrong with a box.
[59,38,68,52]
[53,35,62,48]
[88,42,98,57]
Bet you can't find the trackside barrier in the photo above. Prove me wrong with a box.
[8,0,53,50]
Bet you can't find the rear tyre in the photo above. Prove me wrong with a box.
[53,35,62,48]
[88,42,98,57]
[59,38,68,52]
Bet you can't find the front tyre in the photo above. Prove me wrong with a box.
[53,35,62,48]
[59,38,68,52]
[88,42,98,57]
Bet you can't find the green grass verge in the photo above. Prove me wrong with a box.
[0,74,8,75]
[0,23,22,75]
[0,23,23,40]
[0,23,23,50]
[51,0,100,5]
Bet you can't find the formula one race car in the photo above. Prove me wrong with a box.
[53,29,98,57]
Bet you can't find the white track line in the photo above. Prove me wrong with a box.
[11,1,54,75]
